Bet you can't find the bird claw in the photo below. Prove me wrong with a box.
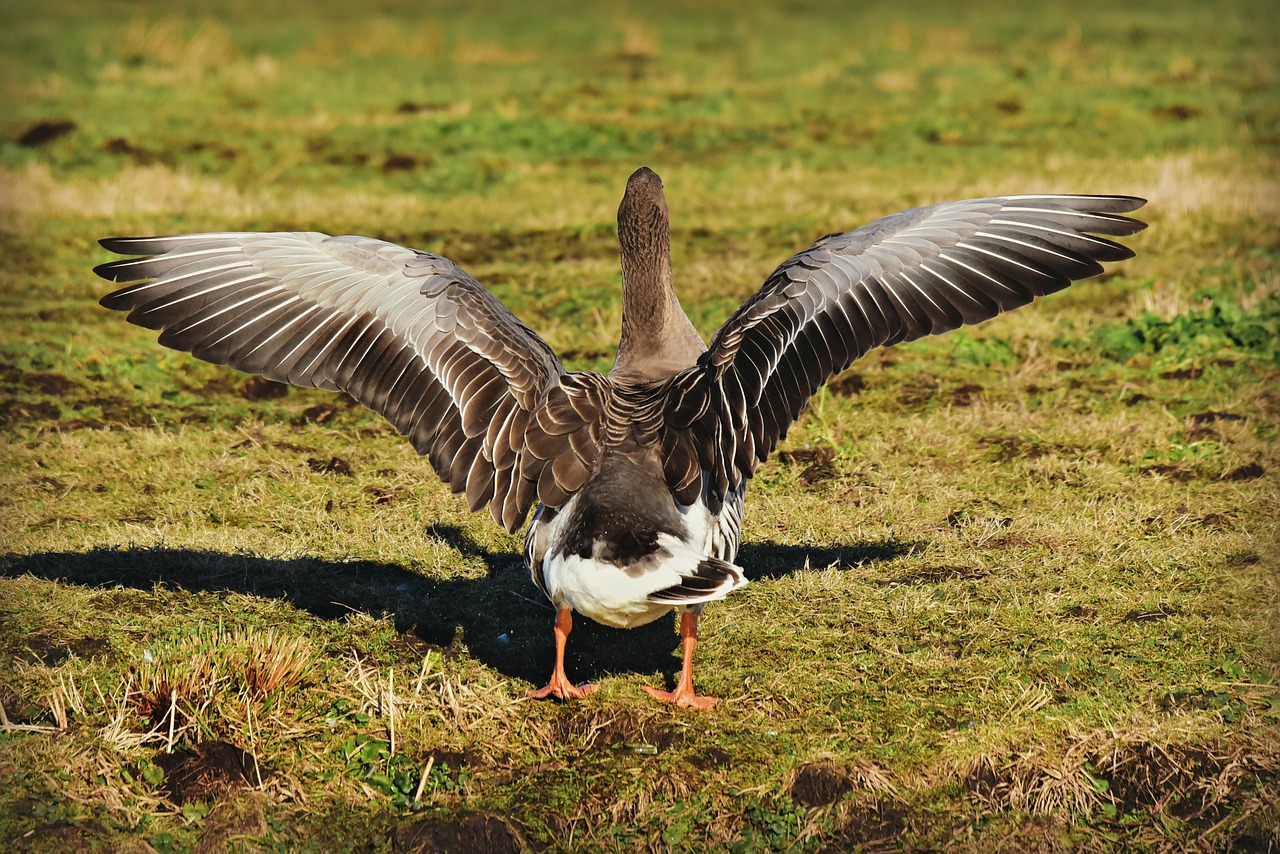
[528,679,599,701]
[642,684,719,709]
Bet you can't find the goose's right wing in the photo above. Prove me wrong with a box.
[662,195,1147,504]
[97,232,606,531]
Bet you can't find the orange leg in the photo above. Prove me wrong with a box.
[642,610,719,709]
[529,608,599,700]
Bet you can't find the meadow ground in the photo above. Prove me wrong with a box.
[1,0,1278,850]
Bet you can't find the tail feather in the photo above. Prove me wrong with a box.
[648,555,747,604]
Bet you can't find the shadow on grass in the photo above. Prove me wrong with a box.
[0,531,911,686]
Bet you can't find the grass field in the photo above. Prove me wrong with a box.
[2,0,1278,850]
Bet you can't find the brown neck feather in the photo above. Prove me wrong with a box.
[612,167,705,381]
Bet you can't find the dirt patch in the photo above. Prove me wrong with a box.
[308,456,354,476]
[300,403,340,424]
[1197,512,1233,530]
[688,746,732,770]
[365,484,413,506]
[1153,103,1203,121]
[1063,605,1097,620]
[829,372,865,396]
[1098,743,1233,820]
[1121,606,1178,623]
[18,119,77,147]
[896,382,937,406]
[426,748,476,770]
[963,761,1000,800]
[69,636,109,659]
[799,460,837,485]
[948,383,984,406]
[239,377,289,401]
[383,153,426,173]
[395,100,454,114]
[791,758,897,808]
[393,813,523,853]
[230,429,315,453]
[14,820,105,853]
[792,760,859,807]
[186,139,241,161]
[0,685,43,725]
[22,395,159,430]
[776,446,838,484]
[819,801,912,853]
[0,399,60,425]
[550,707,683,753]
[103,136,162,165]
[154,741,271,806]
[1222,463,1264,482]
[23,372,80,395]
[22,632,73,666]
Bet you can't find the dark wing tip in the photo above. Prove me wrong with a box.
[99,236,147,254]
[96,236,164,283]
[98,286,133,310]
[94,260,134,283]
[1101,196,1148,232]
[1087,194,1147,214]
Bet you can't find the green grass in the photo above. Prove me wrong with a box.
[2,0,1278,850]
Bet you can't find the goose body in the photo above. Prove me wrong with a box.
[96,167,1146,707]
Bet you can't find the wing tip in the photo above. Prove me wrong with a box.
[93,260,136,284]
[98,289,124,310]
[98,235,153,255]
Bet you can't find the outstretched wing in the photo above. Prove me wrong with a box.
[96,232,605,532]
[662,194,1147,504]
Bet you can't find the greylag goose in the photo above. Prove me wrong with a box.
[96,167,1146,707]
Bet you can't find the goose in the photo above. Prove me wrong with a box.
[96,167,1146,708]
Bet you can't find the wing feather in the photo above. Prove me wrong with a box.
[664,194,1146,503]
[97,231,606,531]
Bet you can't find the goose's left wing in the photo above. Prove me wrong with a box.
[96,232,602,532]
[662,195,1147,504]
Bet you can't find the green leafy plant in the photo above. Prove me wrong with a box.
[1093,294,1280,367]
[341,735,467,811]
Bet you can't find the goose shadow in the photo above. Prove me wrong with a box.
[0,530,912,687]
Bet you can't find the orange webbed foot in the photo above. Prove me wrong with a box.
[528,607,598,700]
[528,676,599,701]
[641,609,719,709]
[642,684,719,710]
